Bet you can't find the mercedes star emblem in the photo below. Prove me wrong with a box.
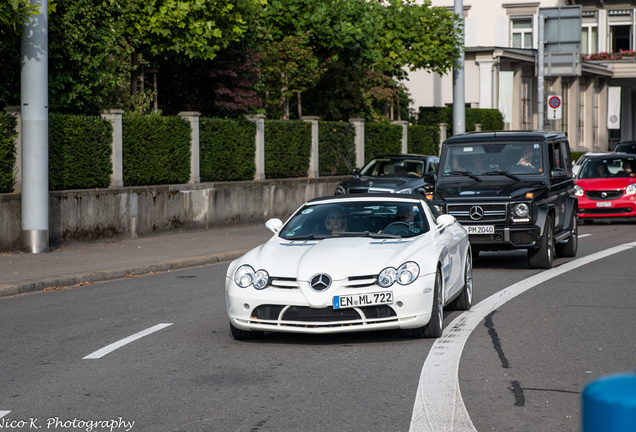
[310,274,332,291]
[469,206,485,221]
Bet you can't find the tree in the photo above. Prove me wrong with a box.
[259,34,326,119]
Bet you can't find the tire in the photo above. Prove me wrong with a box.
[230,322,264,341]
[449,250,473,311]
[556,214,578,258]
[412,269,443,338]
[528,216,554,269]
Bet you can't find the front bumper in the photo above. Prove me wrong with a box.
[225,273,436,334]
[578,196,636,219]
[464,225,540,250]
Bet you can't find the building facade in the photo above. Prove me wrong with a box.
[407,0,636,151]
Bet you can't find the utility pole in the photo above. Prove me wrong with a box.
[453,0,465,136]
[21,0,49,253]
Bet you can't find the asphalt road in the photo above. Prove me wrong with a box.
[1,221,635,432]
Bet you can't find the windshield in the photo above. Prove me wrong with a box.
[578,156,636,179]
[442,143,543,176]
[360,158,428,178]
[279,201,430,240]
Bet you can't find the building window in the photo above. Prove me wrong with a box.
[608,10,633,53]
[511,18,533,49]
[582,25,598,54]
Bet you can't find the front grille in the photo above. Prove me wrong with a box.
[580,208,632,215]
[250,305,397,326]
[586,190,623,200]
[448,203,507,222]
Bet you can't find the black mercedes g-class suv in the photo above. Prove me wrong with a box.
[429,131,578,269]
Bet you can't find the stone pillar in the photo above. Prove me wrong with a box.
[4,106,21,193]
[100,109,124,188]
[247,114,266,180]
[349,118,365,168]
[303,116,320,178]
[439,123,447,155]
[178,111,201,184]
[393,120,408,154]
[475,123,482,132]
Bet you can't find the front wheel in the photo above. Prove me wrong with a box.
[230,322,264,341]
[412,269,443,338]
[528,216,554,269]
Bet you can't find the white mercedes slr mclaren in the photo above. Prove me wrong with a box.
[225,194,472,340]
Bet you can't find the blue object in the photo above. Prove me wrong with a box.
[582,371,636,431]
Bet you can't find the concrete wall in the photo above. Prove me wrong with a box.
[0,177,346,252]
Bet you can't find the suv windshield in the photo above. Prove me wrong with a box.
[442,143,543,176]
[360,158,427,178]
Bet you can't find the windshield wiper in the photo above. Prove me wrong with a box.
[448,170,482,181]
[481,170,521,181]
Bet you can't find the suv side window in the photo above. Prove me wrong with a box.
[549,140,570,174]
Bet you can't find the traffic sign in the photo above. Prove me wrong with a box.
[547,95,562,120]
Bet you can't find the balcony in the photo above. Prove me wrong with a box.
[583,50,636,78]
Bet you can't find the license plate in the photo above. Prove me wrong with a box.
[596,202,612,208]
[333,291,393,309]
[467,225,495,234]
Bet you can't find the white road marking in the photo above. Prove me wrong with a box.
[83,323,173,360]
[409,242,636,432]
[0,411,10,418]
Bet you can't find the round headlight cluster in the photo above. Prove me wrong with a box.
[513,203,530,218]
[234,265,269,290]
[626,183,636,196]
[378,262,420,288]
[574,185,584,197]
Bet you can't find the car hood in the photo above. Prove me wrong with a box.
[341,176,421,191]
[231,234,438,281]
[437,180,547,200]
[576,177,636,189]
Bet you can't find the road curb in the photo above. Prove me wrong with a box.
[0,249,250,299]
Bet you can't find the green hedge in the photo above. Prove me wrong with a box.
[319,121,356,175]
[49,114,113,190]
[364,122,402,164]
[0,112,17,193]
[200,118,256,181]
[122,114,191,186]
[264,120,312,178]
[407,125,439,156]
[417,107,504,135]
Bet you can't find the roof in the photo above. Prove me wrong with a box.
[443,130,567,145]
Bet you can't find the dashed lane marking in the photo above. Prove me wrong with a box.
[83,323,173,360]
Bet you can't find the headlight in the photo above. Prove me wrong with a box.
[396,262,419,285]
[378,262,419,287]
[336,185,347,195]
[433,204,446,214]
[512,203,530,218]
[234,265,269,289]
[626,183,636,196]
[378,267,396,288]
[574,185,584,197]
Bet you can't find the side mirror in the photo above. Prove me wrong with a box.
[352,167,361,179]
[436,214,456,231]
[551,168,567,178]
[424,172,437,184]
[265,218,283,234]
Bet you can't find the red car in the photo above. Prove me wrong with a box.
[575,154,636,221]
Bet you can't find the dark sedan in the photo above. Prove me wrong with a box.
[336,154,439,197]
[613,141,636,154]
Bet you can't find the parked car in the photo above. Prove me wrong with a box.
[429,131,578,269]
[613,141,636,154]
[574,153,636,222]
[225,194,472,340]
[335,154,439,197]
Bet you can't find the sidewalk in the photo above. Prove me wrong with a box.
[0,224,273,298]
